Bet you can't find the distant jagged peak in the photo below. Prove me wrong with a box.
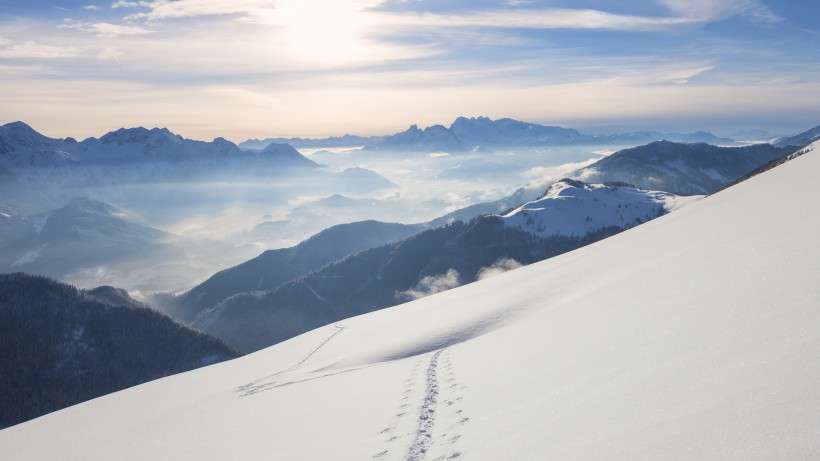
[211,136,237,148]
[0,121,58,150]
[451,115,490,125]
[423,124,449,134]
[394,123,450,136]
[261,142,301,155]
[260,142,319,167]
[2,120,38,133]
[449,115,579,132]
[98,126,183,145]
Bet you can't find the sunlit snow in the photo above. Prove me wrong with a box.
[1,144,818,460]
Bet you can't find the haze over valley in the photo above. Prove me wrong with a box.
[3,116,754,293]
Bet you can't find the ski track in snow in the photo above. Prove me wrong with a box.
[237,323,345,397]
[405,349,444,461]
[374,348,467,461]
[291,323,345,368]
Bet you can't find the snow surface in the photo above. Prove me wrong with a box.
[500,180,702,239]
[2,146,820,460]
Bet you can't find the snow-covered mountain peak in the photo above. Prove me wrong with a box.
[2,121,39,136]
[0,121,58,152]
[501,179,700,239]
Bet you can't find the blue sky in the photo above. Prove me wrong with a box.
[1,0,819,141]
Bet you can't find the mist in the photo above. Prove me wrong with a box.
[1,142,614,295]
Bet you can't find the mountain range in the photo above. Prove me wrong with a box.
[152,135,802,351]
[0,122,323,213]
[191,179,692,351]
[169,179,695,352]
[239,134,386,150]
[2,138,816,460]
[266,116,739,154]
[0,119,801,321]
[156,220,425,324]
[0,119,817,450]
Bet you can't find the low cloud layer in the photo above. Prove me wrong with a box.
[397,269,461,301]
[477,258,524,281]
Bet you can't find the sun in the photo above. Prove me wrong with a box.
[273,0,369,63]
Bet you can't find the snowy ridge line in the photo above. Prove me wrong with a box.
[236,323,345,396]
[406,348,445,461]
[719,140,818,192]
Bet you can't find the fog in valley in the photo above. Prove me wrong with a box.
[1,140,614,296]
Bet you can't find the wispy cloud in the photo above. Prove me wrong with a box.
[476,258,523,281]
[124,0,269,20]
[374,8,696,32]
[0,40,80,59]
[666,66,716,84]
[397,269,461,301]
[659,0,782,24]
[111,1,153,9]
[0,0,816,140]
[121,0,781,31]
[61,21,153,37]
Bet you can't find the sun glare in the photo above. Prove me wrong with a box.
[273,0,368,63]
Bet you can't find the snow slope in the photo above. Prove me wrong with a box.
[2,146,819,459]
[500,179,701,239]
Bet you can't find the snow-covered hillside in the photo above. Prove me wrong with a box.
[500,179,701,239]
[2,145,818,459]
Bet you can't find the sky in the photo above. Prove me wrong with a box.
[1,0,819,141]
